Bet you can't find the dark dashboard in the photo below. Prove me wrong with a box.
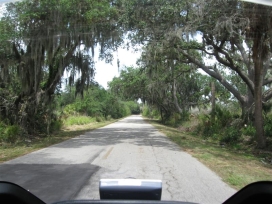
[1,181,272,204]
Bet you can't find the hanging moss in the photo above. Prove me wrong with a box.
[0,0,124,135]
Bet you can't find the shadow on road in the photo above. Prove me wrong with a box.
[49,115,181,151]
[0,116,180,203]
[55,127,181,151]
[0,163,99,203]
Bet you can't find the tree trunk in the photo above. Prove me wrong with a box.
[172,79,183,114]
[253,39,266,148]
[211,82,216,122]
[242,79,254,124]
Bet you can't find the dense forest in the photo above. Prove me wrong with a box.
[0,0,272,149]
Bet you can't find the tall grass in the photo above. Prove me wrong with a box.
[63,116,96,126]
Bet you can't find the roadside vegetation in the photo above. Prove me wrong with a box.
[0,119,118,163]
[0,83,140,162]
[143,109,272,190]
[1,0,272,149]
[1,0,272,189]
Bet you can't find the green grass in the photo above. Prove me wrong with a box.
[145,118,272,190]
[63,115,97,126]
[0,119,118,163]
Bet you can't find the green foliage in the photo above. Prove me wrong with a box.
[50,120,63,132]
[220,127,242,144]
[142,106,160,119]
[242,125,256,137]
[142,106,150,117]
[0,0,123,137]
[197,106,240,142]
[124,101,140,114]
[109,65,205,124]
[214,106,233,127]
[96,116,104,122]
[165,112,189,127]
[59,85,135,122]
[198,114,221,139]
[264,115,272,138]
[108,67,148,102]
[64,116,96,126]
[118,0,272,148]
[122,103,132,117]
[165,114,180,127]
[0,123,21,143]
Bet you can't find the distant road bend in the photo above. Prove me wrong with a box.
[0,115,236,204]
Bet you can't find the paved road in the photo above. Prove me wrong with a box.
[0,115,236,203]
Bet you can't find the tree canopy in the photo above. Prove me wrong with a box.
[113,0,272,148]
[0,0,123,133]
[1,0,272,148]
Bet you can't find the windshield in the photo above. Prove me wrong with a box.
[0,0,272,204]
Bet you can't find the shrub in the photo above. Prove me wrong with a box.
[142,106,150,117]
[50,120,63,132]
[241,124,256,137]
[165,116,177,127]
[197,114,220,138]
[197,106,237,140]
[106,115,113,121]
[63,104,77,115]
[64,116,95,126]
[1,125,21,143]
[264,116,272,138]
[124,101,140,114]
[142,106,160,119]
[165,112,189,127]
[214,106,232,127]
[151,109,160,119]
[220,126,241,144]
[96,116,104,122]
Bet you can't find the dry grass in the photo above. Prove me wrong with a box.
[146,118,272,190]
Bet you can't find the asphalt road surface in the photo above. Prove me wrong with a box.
[0,115,236,203]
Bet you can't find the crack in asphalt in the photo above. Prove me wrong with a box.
[0,115,237,204]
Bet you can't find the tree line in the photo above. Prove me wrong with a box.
[1,0,272,148]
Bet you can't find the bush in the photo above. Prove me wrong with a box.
[0,124,21,143]
[124,101,140,114]
[142,106,160,119]
[197,106,237,139]
[197,114,220,138]
[241,124,256,137]
[122,103,131,116]
[96,116,104,122]
[64,116,96,126]
[63,104,77,115]
[264,116,272,138]
[106,115,113,120]
[142,106,150,117]
[165,112,189,127]
[220,126,241,144]
[214,106,232,127]
[50,120,63,132]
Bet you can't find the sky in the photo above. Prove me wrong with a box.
[94,47,141,89]
[0,0,19,6]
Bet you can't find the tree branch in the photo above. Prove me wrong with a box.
[180,49,246,106]
[206,37,255,94]
[263,88,272,102]
[234,39,251,69]
[46,43,78,96]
